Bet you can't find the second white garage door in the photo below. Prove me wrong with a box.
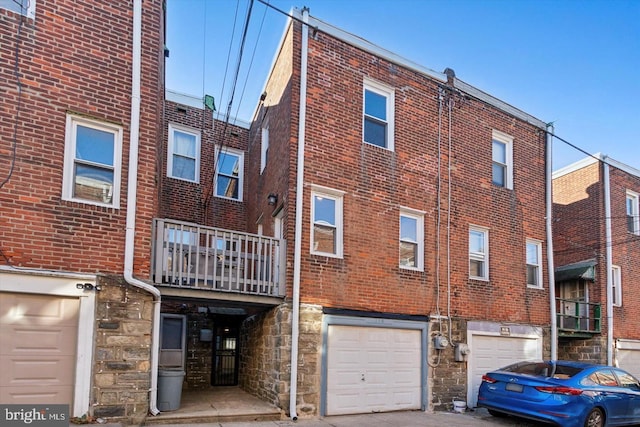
[617,340,640,380]
[468,334,542,408]
[326,325,422,415]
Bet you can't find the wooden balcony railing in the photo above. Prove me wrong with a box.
[152,219,285,297]
[556,298,601,335]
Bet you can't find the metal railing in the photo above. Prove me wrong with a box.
[556,298,601,334]
[152,219,285,297]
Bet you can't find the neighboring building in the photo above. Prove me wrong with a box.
[0,0,164,423]
[1,2,556,424]
[553,154,640,379]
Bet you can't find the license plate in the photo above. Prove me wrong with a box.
[506,383,523,393]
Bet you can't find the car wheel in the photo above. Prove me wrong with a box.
[488,409,506,417]
[584,408,604,427]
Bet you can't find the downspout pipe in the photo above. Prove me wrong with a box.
[545,124,557,360]
[603,158,614,366]
[289,7,310,421]
[124,0,161,416]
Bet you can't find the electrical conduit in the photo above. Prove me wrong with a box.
[603,158,614,366]
[124,0,161,416]
[289,7,310,421]
[546,124,557,360]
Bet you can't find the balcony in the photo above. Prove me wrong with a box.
[556,298,601,338]
[152,219,285,300]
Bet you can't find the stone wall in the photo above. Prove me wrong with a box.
[238,303,322,418]
[558,335,607,364]
[92,276,154,425]
[428,318,467,412]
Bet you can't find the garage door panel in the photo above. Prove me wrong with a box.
[468,334,541,408]
[617,349,640,379]
[327,325,422,415]
[0,293,79,407]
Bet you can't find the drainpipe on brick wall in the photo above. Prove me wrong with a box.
[603,159,614,366]
[289,7,310,422]
[124,0,162,416]
[546,124,557,360]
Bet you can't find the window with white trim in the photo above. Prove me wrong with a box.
[260,125,269,173]
[168,124,200,183]
[626,191,639,235]
[526,239,543,288]
[311,186,344,258]
[62,114,122,208]
[0,0,36,19]
[363,79,394,150]
[611,265,622,307]
[215,148,244,201]
[492,130,513,189]
[469,226,489,280]
[400,208,424,271]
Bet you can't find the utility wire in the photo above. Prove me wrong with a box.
[1,4,26,190]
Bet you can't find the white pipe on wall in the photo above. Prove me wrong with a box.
[603,159,614,366]
[546,124,557,360]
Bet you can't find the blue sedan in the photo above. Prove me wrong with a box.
[477,360,640,427]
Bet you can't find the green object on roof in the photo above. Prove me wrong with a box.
[204,95,216,111]
[555,259,596,282]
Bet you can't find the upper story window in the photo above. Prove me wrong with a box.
[400,208,424,271]
[526,239,543,288]
[492,130,513,189]
[260,125,269,174]
[363,78,394,151]
[62,114,122,208]
[168,124,200,183]
[215,148,244,201]
[0,0,36,19]
[311,185,344,258]
[626,190,639,235]
[611,265,622,307]
[469,226,489,280]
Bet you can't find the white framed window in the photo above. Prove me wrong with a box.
[492,130,513,189]
[526,239,543,288]
[62,114,122,208]
[469,226,489,280]
[0,0,36,19]
[400,208,424,271]
[310,185,344,258]
[168,123,200,183]
[215,147,244,201]
[626,190,639,235]
[260,125,269,173]
[363,78,394,151]
[611,265,622,307]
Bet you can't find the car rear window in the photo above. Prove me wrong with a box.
[501,362,582,378]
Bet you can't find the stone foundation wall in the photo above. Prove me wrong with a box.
[428,318,467,412]
[92,276,154,425]
[558,335,607,364]
[239,303,322,418]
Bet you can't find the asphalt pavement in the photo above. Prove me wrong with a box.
[138,408,538,427]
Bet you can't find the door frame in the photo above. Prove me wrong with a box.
[0,269,96,417]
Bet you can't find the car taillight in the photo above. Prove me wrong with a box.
[534,386,583,396]
[481,375,498,384]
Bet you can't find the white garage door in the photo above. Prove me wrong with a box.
[0,292,79,408]
[326,325,422,415]
[617,340,640,380]
[468,334,542,408]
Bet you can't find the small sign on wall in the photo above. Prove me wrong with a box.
[500,326,511,336]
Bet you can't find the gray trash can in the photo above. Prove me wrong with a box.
[157,369,185,411]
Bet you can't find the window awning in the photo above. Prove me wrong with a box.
[555,259,596,282]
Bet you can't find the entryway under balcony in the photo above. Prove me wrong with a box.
[143,386,282,425]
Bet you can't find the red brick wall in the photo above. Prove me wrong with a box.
[261,24,551,325]
[0,1,163,276]
[161,100,249,231]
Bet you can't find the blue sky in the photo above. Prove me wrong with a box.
[166,0,640,171]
